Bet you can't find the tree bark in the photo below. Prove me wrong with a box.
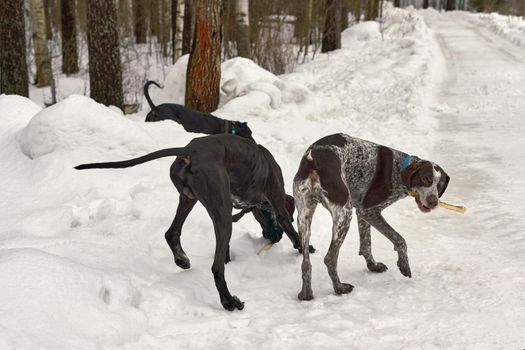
[44,0,53,40]
[423,0,429,9]
[134,0,147,43]
[87,0,124,110]
[322,0,341,53]
[173,0,185,61]
[341,0,349,31]
[235,0,251,58]
[61,0,79,74]
[150,0,160,38]
[31,0,53,87]
[185,0,221,112]
[365,0,379,20]
[182,0,192,55]
[445,0,455,10]
[394,0,401,7]
[0,0,28,96]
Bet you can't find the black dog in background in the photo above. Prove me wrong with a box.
[142,80,291,247]
[144,81,254,141]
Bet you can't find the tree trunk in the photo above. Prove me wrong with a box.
[235,0,251,58]
[150,0,160,38]
[185,0,221,112]
[321,0,341,53]
[173,0,184,61]
[31,0,53,87]
[394,0,401,7]
[341,0,349,31]
[182,0,192,55]
[44,0,53,40]
[445,0,455,10]
[0,0,28,96]
[365,0,379,20]
[134,0,147,43]
[118,0,131,36]
[87,0,124,110]
[423,0,429,9]
[61,0,79,74]
[160,0,169,56]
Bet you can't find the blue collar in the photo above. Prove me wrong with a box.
[401,155,413,171]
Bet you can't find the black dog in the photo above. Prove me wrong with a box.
[76,134,314,311]
[144,80,291,245]
[144,81,254,140]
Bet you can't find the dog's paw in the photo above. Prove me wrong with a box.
[334,283,354,295]
[367,262,388,273]
[174,256,191,270]
[222,296,245,311]
[397,260,412,278]
[298,288,314,301]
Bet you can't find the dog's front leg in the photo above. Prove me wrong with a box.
[359,210,412,278]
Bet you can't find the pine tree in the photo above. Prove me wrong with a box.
[322,0,342,53]
[185,0,221,112]
[0,0,28,96]
[87,0,124,110]
[235,0,251,58]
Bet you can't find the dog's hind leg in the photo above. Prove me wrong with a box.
[360,210,412,278]
[165,194,197,269]
[293,182,318,301]
[356,212,388,273]
[190,166,244,311]
[323,200,354,295]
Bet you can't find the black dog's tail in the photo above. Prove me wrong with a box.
[75,147,188,170]
[143,80,162,111]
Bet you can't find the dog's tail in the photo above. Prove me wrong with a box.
[143,80,162,111]
[75,147,188,170]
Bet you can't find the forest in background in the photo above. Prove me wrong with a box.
[1,0,524,113]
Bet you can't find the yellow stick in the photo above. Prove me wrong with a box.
[407,192,466,214]
[257,242,274,255]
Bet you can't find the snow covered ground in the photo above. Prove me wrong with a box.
[470,11,525,48]
[1,5,525,349]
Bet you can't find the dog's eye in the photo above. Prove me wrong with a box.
[421,176,432,186]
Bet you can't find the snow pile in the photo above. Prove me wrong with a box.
[471,12,525,48]
[19,95,156,160]
[0,248,146,349]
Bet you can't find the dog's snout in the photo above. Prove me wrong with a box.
[426,194,438,208]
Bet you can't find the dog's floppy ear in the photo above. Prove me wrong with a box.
[436,165,449,198]
[363,146,394,208]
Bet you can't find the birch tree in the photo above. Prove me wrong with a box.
[235,0,250,58]
[31,0,52,86]
[172,0,185,61]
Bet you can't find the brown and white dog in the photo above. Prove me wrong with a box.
[293,133,449,301]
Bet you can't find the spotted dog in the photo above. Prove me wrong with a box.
[293,133,450,300]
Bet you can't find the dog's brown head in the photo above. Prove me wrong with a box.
[402,159,450,213]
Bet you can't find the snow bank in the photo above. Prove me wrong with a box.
[0,94,42,126]
[0,248,146,349]
[471,12,525,48]
[19,95,156,160]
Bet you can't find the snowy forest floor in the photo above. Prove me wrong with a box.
[1,6,525,350]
